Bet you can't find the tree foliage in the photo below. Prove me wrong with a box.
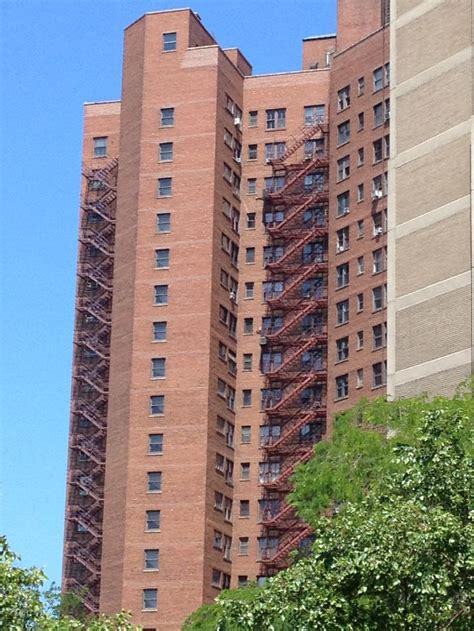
[0,537,140,630]
[184,387,473,630]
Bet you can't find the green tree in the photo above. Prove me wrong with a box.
[184,388,473,630]
[0,537,140,630]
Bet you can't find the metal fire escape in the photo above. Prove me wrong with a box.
[259,119,329,575]
[63,159,118,613]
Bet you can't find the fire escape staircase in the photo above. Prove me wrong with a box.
[270,119,327,165]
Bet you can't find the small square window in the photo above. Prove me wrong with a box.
[240,463,250,481]
[242,390,252,407]
[238,575,248,587]
[144,549,160,570]
[245,247,255,263]
[150,395,164,415]
[156,213,171,233]
[241,426,251,443]
[153,321,167,342]
[243,318,253,334]
[248,144,258,160]
[243,353,253,370]
[248,111,258,127]
[154,285,168,305]
[161,108,174,127]
[159,142,173,161]
[148,434,163,454]
[239,500,250,517]
[143,588,158,610]
[246,212,256,229]
[147,471,162,492]
[145,511,161,531]
[93,137,107,158]
[158,177,172,197]
[163,32,177,52]
[151,358,166,379]
[155,249,170,268]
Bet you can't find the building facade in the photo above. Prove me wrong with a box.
[63,1,472,629]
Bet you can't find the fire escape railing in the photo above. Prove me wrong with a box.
[63,159,118,612]
[259,120,328,576]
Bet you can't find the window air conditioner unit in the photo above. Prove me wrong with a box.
[375,227,384,236]
[234,156,241,163]
[384,111,390,121]
[234,117,242,128]
[229,290,237,302]
[372,190,383,200]
[343,207,350,215]
[336,244,345,253]
[265,158,272,165]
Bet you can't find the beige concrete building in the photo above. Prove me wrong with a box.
[387,0,473,398]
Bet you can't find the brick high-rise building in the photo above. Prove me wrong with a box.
[62,1,472,629]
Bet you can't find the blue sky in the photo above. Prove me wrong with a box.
[0,0,336,588]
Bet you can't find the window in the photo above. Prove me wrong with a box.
[247,178,256,195]
[337,121,350,145]
[336,337,349,362]
[246,212,256,229]
[304,104,325,125]
[151,358,166,379]
[336,263,349,288]
[248,144,257,160]
[385,62,390,85]
[357,183,364,202]
[357,147,364,166]
[224,497,232,521]
[337,156,350,181]
[146,510,161,531]
[243,318,253,334]
[265,142,286,161]
[227,386,235,411]
[93,137,107,157]
[152,321,167,342]
[223,163,232,182]
[147,472,162,492]
[155,249,169,269]
[144,549,160,570]
[357,368,364,388]
[357,330,364,350]
[224,128,233,147]
[384,135,390,159]
[240,463,250,480]
[357,256,365,274]
[222,574,231,589]
[336,374,349,400]
[372,285,384,310]
[215,453,225,473]
[337,86,350,111]
[373,66,384,92]
[374,103,383,127]
[336,226,349,252]
[214,492,223,511]
[373,248,386,273]
[156,213,171,233]
[158,177,172,197]
[238,576,249,587]
[154,285,168,305]
[148,434,163,454]
[373,323,385,349]
[266,108,286,130]
[240,500,250,517]
[243,353,253,370]
[248,111,258,127]
[163,32,177,51]
[373,139,383,163]
[357,293,364,311]
[223,535,232,560]
[239,537,249,555]
[358,77,365,96]
[211,569,222,588]
[218,341,227,361]
[245,247,255,263]
[217,378,226,398]
[150,395,164,415]
[336,299,349,325]
[373,361,386,388]
[241,426,251,443]
[337,191,350,216]
[160,107,174,127]
[143,588,158,610]
[373,211,384,236]
[213,530,223,550]
[357,219,365,238]
[242,390,252,407]
[159,142,173,162]
[358,112,365,131]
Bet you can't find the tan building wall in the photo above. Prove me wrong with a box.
[387,0,473,397]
